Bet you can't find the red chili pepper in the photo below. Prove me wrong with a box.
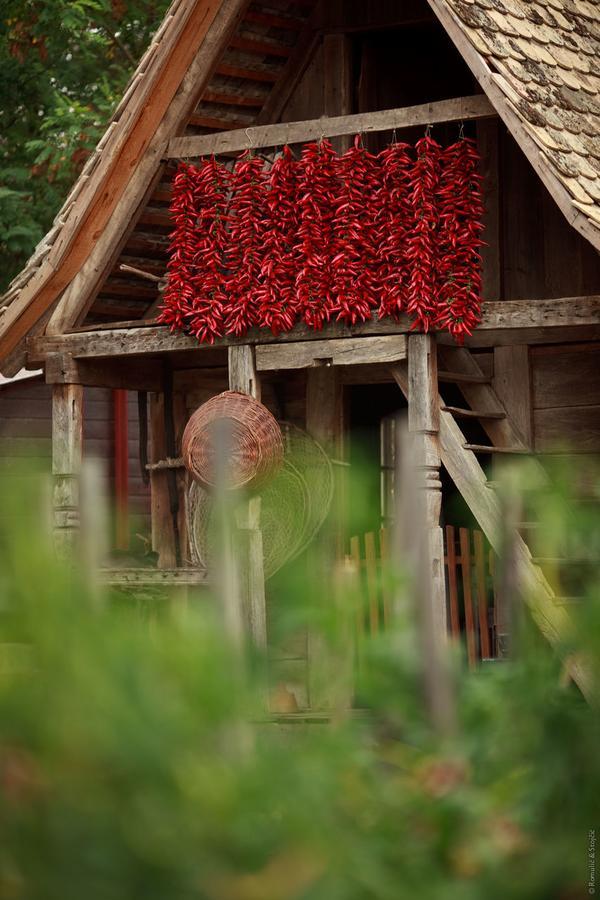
[330,136,380,325]
[161,135,485,345]
[255,146,299,335]
[405,134,442,333]
[434,137,484,342]
[295,139,339,329]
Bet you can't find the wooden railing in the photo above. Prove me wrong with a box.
[349,525,497,667]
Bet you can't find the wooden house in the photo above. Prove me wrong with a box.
[1,0,598,704]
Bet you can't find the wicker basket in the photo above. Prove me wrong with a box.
[181,390,284,491]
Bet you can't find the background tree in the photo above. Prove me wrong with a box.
[0,0,169,293]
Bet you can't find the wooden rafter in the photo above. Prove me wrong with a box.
[167,94,495,157]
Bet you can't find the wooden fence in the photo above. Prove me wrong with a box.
[349,525,497,667]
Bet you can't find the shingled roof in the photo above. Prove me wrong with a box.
[428,0,600,251]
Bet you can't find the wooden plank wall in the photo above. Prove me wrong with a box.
[500,134,600,301]
[531,344,600,463]
[0,377,150,532]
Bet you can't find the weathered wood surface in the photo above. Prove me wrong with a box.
[256,335,407,370]
[534,406,600,454]
[532,344,600,410]
[493,345,532,448]
[44,352,164,391]
[100,567,210,586]
[167,94,495,157]
[306,364,346,710]
[407,335,447,642]
[323,32,353,155]
[27,297,600,364]
[52,382,83,557]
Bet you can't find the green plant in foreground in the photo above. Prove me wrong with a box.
[0,464,598,900]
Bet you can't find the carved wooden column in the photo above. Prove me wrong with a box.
[407,333,447,641]
[51,379,83,559]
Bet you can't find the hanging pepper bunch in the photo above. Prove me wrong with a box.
[375,141,413,319]
[256,146,299,335]
[160,133,484,343]
[223,152,267,336]
[331,137,380,325]
[184,157,231,343]
[295,140,338,329]
[435,137,484,341]
[405,134,442,333]
[159,163,201,333]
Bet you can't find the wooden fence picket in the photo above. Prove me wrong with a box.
[348,524,497,676]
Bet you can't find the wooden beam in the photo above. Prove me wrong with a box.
[26,296,600,364]
[167,94,496,157]
[255,335,407,370]
[100,567,210,587]
[52,383,83,558]
[44,352,163,391]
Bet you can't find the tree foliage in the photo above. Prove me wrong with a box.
[0,0,168,292]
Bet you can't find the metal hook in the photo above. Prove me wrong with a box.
[425,123,433,137]
[245,127,255,152]
[458,121,465,140]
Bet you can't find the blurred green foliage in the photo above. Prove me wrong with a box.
[0,463,598,900]
[0,1,169,291]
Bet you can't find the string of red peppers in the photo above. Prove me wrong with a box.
[159,135,484,343]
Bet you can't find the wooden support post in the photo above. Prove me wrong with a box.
[228,345,267,651]
[113,389,129,551]
[149,393,178,568]
[323,33,352,154]
[306,365,346,710]
[52,382,83,559]
[407,334,447,641]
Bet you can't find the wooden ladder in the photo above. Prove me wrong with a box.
[392,348,595,701]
